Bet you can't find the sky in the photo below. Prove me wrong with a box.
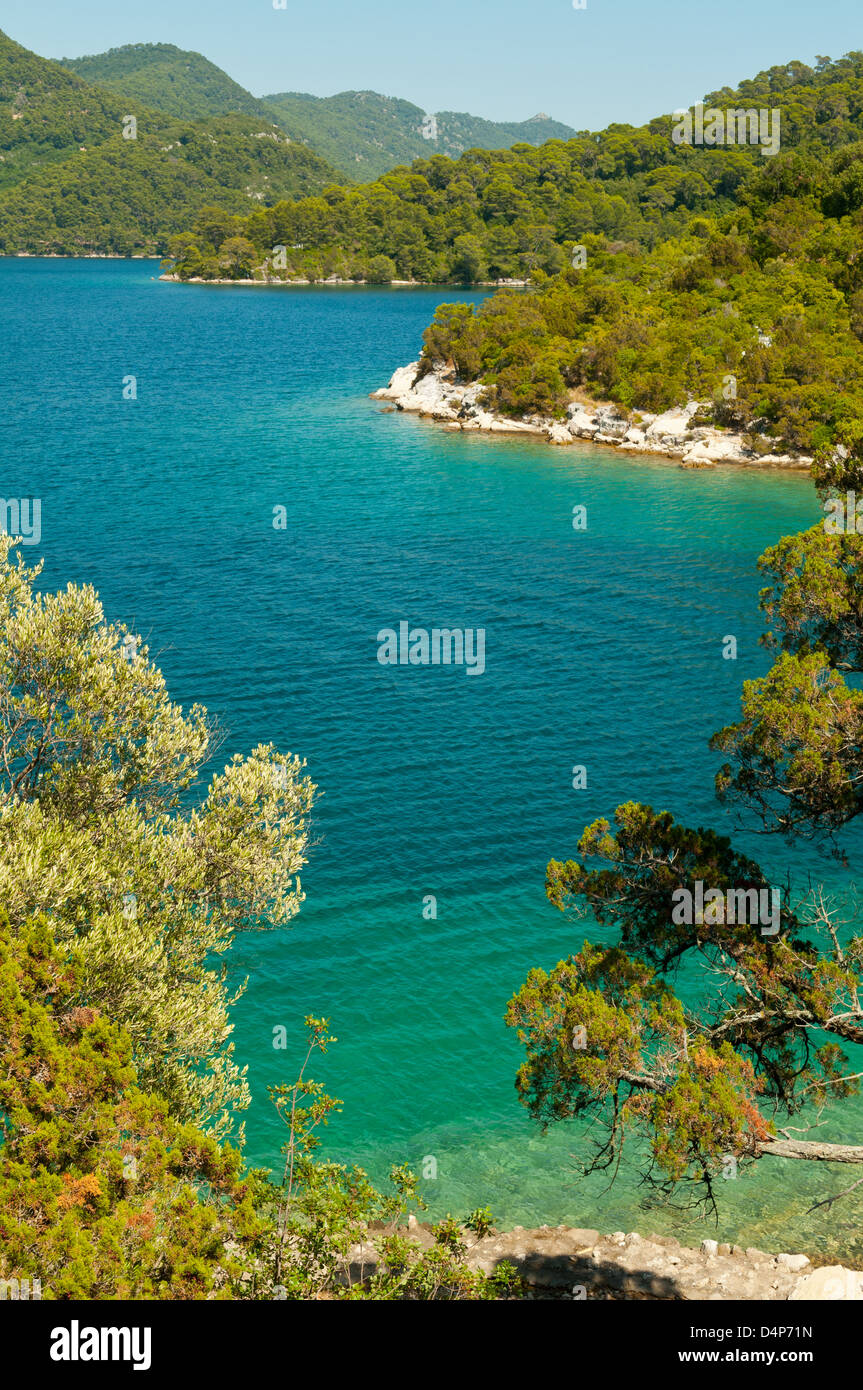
[1,0,861,130]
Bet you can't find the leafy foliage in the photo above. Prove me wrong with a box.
[0,914,266,1299]
[0,550,515,1299]
[0,536,315,1133]
[713,432,863,834]
[0,939,515,1299]
[508,427,863,1213]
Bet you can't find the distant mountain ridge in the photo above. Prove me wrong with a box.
[261,90,579,179]
[54,42,579,179]
[0,30,340,254]
[60,43,277,124]
[0,28,134,189]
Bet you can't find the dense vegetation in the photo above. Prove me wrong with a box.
[164,110,763,286]
[419,171,863,452]
[169,53,863,282]
[0,912,266,1298]
[262,89,577,182]
[0,539,516,1299]
[0,30,339,255]
[411,54,863,450]
[0,113,339,256]
[0,916,513,1297]
[60,43,277,123]
[0,28,134,190]
[161,55,863,450]
[507,428,863,1217]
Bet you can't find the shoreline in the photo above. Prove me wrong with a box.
[5,257,517,288]
[359,1222,863,1299]
[372,361,814,471]
[7,260,812,472]
[157,272,525,288]
[7,252,159,260]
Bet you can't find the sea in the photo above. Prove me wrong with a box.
[2,256,860,1259]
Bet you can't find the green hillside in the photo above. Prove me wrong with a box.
[60,42,276,124]
[169,54,863,455]
[0,110,341,255]
[53,45,579,181]
[261,89,578,180]
[0,28,136,189]
[0,27,341,250]
[403,54,863,452]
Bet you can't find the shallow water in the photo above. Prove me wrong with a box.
[2,257,861,1258]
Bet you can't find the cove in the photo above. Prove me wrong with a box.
[1,256,860,1261]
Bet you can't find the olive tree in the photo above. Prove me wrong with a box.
[0,538,315,1135]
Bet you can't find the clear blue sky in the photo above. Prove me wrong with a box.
[2,0,860,128]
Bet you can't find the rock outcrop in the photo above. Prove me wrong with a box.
[351,1221,862,1299]
[372,362,812,470]
[463,1227,848,1300]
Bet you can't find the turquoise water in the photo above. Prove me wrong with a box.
[2,258,861,1259]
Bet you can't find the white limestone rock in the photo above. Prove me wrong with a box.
[547,422,575,445]
[788,1266,863,1300]
[372,361,421,402]
[777,1253,810,1272]
[567,405,599,438]
[644,401,700,441]
[373,365,814,470]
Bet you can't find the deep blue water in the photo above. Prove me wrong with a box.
[2,257,860,1257]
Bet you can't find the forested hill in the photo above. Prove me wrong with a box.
[57,46,578,180]
[406,54,863,454]
[60,43,277,124]
[54,43,578,181]
[165,52,863,456]
[0,31,341,255]
[261,90,578,181]
[0,28,135,189]
[167,51,863,284]
[0,28,580,251]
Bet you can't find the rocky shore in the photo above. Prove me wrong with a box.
[355,1221,863,1299]
[159,273,423,287]
[372,361,813,470]
[159,274,528,289]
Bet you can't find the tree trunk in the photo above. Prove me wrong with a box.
[757,1139,863,1163]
